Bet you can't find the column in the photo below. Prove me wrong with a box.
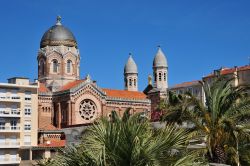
[71,102,75,124]
[67,101,71,126]
[29,148,33,160]
[58,103,61,128]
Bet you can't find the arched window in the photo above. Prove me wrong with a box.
[164,72,166,81]
[52,60,58,73]
[129,79,132,86]
[39,60,45,76]
[134,79,136,86]
[154,73,157,82]
[159,73,162,81]
[125,78,128,87]
[67,60,72,73]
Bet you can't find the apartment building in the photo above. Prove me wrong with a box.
[169,80,205,103]
[0,77,38,165]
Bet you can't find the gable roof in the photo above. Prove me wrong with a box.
[38,82,50,93]
[102,88,148,100]
[59,79,85,91]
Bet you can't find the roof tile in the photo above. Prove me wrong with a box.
[102,88,147,100]
[204,65,250,78]
[37,140,66,148]
[59,80,85,91]
[39,83,50,93]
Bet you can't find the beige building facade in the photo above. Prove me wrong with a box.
[0,77,38,165]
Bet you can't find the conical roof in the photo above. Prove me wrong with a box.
[124,54,138,74]
[153,47,167,68]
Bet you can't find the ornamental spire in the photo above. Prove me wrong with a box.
[56,15,62,25]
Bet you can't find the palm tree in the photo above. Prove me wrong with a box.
[162,78,250,165]
[160,91,192,125]
[52,109,206,166]
[35,157,55,166]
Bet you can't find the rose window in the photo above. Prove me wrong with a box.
[79,99,97,120]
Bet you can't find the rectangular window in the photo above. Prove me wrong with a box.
[24,121,31,131]
[0,105,5,115]
[10,135,17,144]
[0,151,4,160]
[24,108,31,116]
[24,135,31,145]
[10,150,17,160]
[0,122,5,130]
[11,105,19,115]
[11,89,20,99]
[25,91,32,101]
[10,120,18,130]
[0,89,6,99]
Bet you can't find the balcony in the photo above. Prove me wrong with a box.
[0,157,21,165]
[0,110,21,118]
[23,142,31,146]
[0,141,20,148]
[0,126,20,132]
[0,96,21,103]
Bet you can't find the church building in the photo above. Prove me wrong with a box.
[36,16,168,153]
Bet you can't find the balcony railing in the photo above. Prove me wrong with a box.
[0,126,20,132]
[0,141,20,148]
[24,142,31,146]
[0,96,21,102]
[0,110,21,117]
[0,157,21,164]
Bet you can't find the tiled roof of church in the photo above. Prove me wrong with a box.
[171,80,201,89]
[204,65,250,78]
[102,88,148,100]
[38,82,50,93]
[37,140,66,148]
[57,80,148,100]
[59,79,85,91]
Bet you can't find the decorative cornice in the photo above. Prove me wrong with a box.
[41,39,77,48]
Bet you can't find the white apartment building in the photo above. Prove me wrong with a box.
[0,77,38,165]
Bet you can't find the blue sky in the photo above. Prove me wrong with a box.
[0,0,250,91]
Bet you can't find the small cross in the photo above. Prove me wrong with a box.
[56,15,62,25]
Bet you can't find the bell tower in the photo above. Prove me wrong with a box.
[124,53,138,91]
[153,46,168,90]
[37,16,80,91]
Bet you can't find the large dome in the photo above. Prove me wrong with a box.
[40,16,77,48]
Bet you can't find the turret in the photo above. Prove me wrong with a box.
[153,46,168,89]
[124,54,138,91]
